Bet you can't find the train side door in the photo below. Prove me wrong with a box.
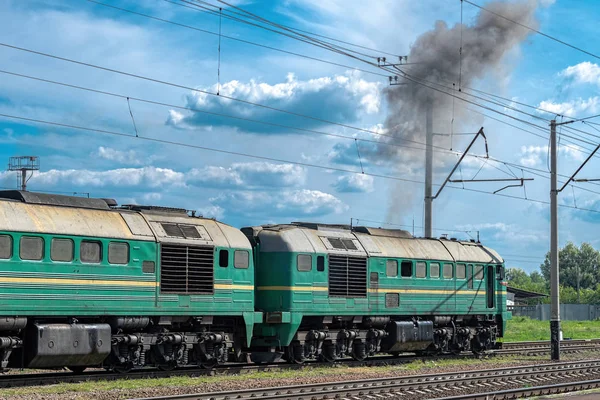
[486,265,495,308]
[368,259,381,312]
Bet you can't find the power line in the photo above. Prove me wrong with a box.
[89,0,584,137]
[84,0,389,79]
[1,111,599,215]
[463,0,600,61]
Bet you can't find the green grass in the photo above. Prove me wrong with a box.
[503,316,600,341]
[2,356,537,398]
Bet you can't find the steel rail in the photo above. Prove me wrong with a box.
[433,378,600,399]
[131,360,600,400]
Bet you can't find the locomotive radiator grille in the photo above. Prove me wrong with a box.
[160,244,214,294]
[328,255,367,297]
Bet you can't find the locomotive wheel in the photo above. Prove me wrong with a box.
[284,345,304,364]
[200,359,218,369]
[351,341,367,362]
[113,363,134,374]
[158,361,177,371]
[67,366,86,374]
[320,342,337,363]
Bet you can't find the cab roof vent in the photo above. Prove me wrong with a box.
[0,190,111,210]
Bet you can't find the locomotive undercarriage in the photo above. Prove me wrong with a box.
[0,316,244,372]
[284,315,498,363]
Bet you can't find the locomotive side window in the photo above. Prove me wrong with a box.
[234,250,249,269]
[474,265,484,280]
[386,260,398,277]
[467,264,474,289]
[370,272,378,283]
[416,261,426,278]
[80,241,102,263]
[20,236,44,261]
[317,255,325,272]
[219,249,229,268]
[108,242,129,265]
[0,235,12,259]
[401,261,412,277]
[51,238,74,262]
[456,263,466,279]
[297,254,312,271]
[430,262,440,278]
[142,261,155,273]
[443,263,453,279]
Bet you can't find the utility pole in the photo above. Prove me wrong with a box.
[549,117,599,360]
[550,119,560,361]
[424,105,433,238]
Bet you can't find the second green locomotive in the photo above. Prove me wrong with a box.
[245,222,508,363]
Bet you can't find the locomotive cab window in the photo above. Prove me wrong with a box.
[51,238,74,262]
[219,249,229,268]
[297,254,312,271]
[80,241,101,263]
[416,261,426,278]
[317,255,325,272]
[386,260,398,277]
[467,264,474,289]
[456,263,466,279]
[474,265,484,280]
[0,235,12,259]
[108,242,129,265]
[496,264,505,280]
[234,250,249,269]
[401,260,412,277]
[430,262,440,278]
[443,263,453,279]
[20,236,44,261]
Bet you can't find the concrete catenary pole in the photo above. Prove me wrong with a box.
[424,105,433,238]
[550,119,560,361]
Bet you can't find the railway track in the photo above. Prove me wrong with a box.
[501,338,600,349]
[0,339,598,390]
[132,360,600,400]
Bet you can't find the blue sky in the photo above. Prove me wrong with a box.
[1,0,599,273]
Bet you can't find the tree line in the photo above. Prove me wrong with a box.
[506,242,600,304]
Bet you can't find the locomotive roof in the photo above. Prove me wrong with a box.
[0,191,250,249]
[246,223,503,264]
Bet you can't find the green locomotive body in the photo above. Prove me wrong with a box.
[245,223,509,362]
[0,191,259,371]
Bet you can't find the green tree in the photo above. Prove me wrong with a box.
[540,242,600,292]
[506,267,548,295]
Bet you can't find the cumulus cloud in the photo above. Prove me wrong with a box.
[187,162,306,188]
[94,147,142,165]
[212,189,348,217]
[519,144,585,167]
[166,71,382,133]
[0,162,307,192]
[538,97,600,117]
[333,174,374,193]
[560,61,600,86]
[18,167,185,189]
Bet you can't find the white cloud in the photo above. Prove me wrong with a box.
[18,167,185,189]
[167,71,382,133]
[518,144,585,167]
[333,174,374,193]
[94,147,142,166]
[187,162,306,188]
[560,62,600,86]
[197,205,225,220]
[538,97,600,117]
[212,189,348,217]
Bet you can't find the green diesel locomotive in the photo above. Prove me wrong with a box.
[245,222,509,363]
[0,191,258,372]
[0,191,509,371]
